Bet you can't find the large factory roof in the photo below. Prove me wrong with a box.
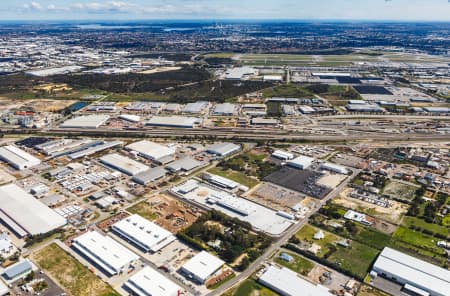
[72,230,139,276]
[145,116,201,128]
[0,184,66,237]
[132,167,167,185]
[181,251,224,283]
[112,214,175,253]
[126,140,176,162]
[125,266,181,296]
[259,265,332,296]
[0,145,41,170]
[60,115,110,129]
[100,153,149,176]
[165,157,202,172]
[206,142,241,157]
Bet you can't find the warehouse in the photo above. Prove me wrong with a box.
[320,162,349,174]
[213,103,239,116]
[165,157,202,173]
[68,140,123,160]
[287,155,314,170]
[272,150,294,161]
[145,116,202,128]
[0,279,8,296]
[0,145,41,170]
[126,140,176,164]
[72,230,139,276]
[124,266,182,296]
[2,259,33,280]
[204,174,240,190]
[206,142,241,157]
[182,101,209,114]
[0,184,67,237]
[60,115,110,129]
[180,251,224,284]
[100,153,149,176]
[346,103,384,113]
[371,247,450,296]
[258,265,332,296]
[119,114,141,123]
[132,167,167,185]
[423,107,450,114]
[112,214,176,253]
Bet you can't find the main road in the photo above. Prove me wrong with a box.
[206,168,361,296]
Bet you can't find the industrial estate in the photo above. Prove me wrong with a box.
[0,14,448,296]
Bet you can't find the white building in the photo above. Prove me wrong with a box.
[126,140,175,164]
[372,247,450,296]
[72,230,139,276]
[0,184,67,237]
[112,214,175,253]
[205,174,240,190]
[287,155,314,170]
[180,251,224,283]
[124,266,182,296]
[60,115,110,129]
[145,116,202,128]
[259,265,332,296]
[0,145,41,170]
[0,279,8,296]
[272,150,294,161]
[320,162,349,174]
[206,142,241,157]
[100,153,149,176]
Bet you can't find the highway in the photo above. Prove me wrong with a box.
[206,168,361,296]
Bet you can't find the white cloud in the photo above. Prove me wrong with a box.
[22,1,43,11]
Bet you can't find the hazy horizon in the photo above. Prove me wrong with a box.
[1,0,449,22]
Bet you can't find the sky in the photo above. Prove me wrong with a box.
[1,0,449,21]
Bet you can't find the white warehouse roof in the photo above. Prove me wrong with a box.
[100,153,149,176]
[0,279,8,296]
[72,230,139,276]
[125,266,181,296]
[287,155,314,170]
[60,115,110,129]
[0,145,41,170]
[181,251,224,283]
[372,247,450,296]
[259,265,332,296]
[126,140,176,162]
[145,116,202,128]
[206,142,241,157]
[0,184,66,237]
[112,214,175,253]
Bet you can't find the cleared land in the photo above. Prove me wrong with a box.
[382,181,418,202]
[274,251,315,276]
[32,243,119,296]
[127,201,159,221]
[223,278,277,296]
[208,167,259,189]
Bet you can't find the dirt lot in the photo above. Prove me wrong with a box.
[134,194,203,233]
[22,99,77,112]
[334,188,408,225]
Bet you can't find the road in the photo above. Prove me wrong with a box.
[207,168,361,296]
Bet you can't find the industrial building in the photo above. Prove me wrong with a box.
[72,230,139,276]
[206,142,241,157]
[272,150,294,161]
[0,279,8,296]
[60,114,110,129]
[132,167,167,185]
[258,265,332,296]
[320,162,349,174]
[0,184,67,237]
[213,103,239,116]
[183,101,209,114]
[119,114,141,123]
[145,116,202,128]
[112,214,176,253]
[100,153,149,176]
[126,140,176,164]
[180,251,225,284]
[371,247,450,296]
[124,266,182,296]
[2,259,33,280]
[0,145,41,170]
[346,103,384,113]
[204,174,240,190]
[287,155,314,170]
[68,140,123,160]
[165,157,202,173]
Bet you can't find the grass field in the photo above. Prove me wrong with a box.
[274,251,315,276]
[402,216,449,238]
[328,242,379,279]
[392,226,445,256]
[262,84,313,98]
[208,167,259,188]
[357,285,390,296]
[127,201,159,221]
[224,279,277,296]
[295,224,338,257]
[33,243,119,296]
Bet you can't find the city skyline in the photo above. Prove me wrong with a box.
[1,0,450,21]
